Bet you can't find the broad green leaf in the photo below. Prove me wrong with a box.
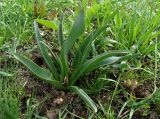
[87,56,121,71]
[0,71,13,77]
[34,21,58,79]
[38,41,65,82]
[60,9,85,76]
[13,53,64,90]
[69,51,128,86]
[63,9,85,55]
[68,86,97,113]
[73,25,107,68]
[35,19,58,30]
[90,54,139,71]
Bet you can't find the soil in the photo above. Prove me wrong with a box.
[1,44,159,119]
[19,67,89,119]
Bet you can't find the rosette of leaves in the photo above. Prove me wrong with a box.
[13,9,135,112]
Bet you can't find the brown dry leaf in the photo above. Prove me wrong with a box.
[40,0,46,17]
[34,0,38,18]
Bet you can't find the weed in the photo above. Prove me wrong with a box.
[13,8,135,112]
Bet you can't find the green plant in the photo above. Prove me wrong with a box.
[0,95,20,119]
[82,1,160,56]
[13,9,135,112]
[0,74,20,119]
[0,0,34,46]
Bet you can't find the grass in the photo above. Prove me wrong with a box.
[0,0,34,46]
[0,0,160,118]
[0,56,20,119]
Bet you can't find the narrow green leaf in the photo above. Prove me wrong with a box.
[132,13,144,42]
[128,15,135,47]
[145,42,160,54]
[69,51,128,86]
[68,86,97,113]
[34,21,58,79]
[35,19,58,30]
[13,53,64,90]
[140,31,160,53]
[129,108,134,119]
[115,9,123,46]
[98,78,117,83]
[136,14,159,49]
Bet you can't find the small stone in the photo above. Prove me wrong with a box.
[53,97,64,105]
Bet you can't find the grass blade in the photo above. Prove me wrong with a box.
[117,101,129,118]
[129,108,134,119]
[0,71,13,77]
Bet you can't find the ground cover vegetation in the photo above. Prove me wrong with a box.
[0,0,160,119]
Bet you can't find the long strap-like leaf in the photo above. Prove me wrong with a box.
[60,9,85,77]
[87,54,139,71]
[34,21,58,80]
[68,86,97,113]
[69,51,128,86]
[13,53,64,90]
[39,41,65,82]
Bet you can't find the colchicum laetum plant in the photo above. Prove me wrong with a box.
[13,9,135,112]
